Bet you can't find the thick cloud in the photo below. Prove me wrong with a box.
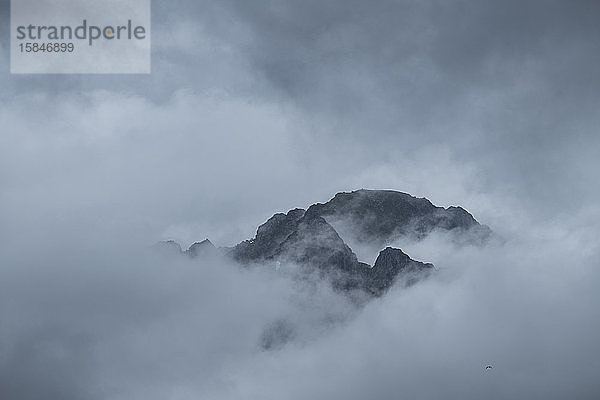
[1,200,599,400]
[3,0,599,213]
[213,0,600,215]
[1,1,600,399]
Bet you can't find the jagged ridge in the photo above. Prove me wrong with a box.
[159,190,490,296]
[305,189,491,246]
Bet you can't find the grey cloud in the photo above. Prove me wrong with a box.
[1,204,599,400]
[206,0,600,214]
[1,1,600,399]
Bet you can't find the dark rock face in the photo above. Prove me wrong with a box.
[230,209,372,291]
[365,247,435,296]
[272,216,359,273]
[305,189,490,246]
[231,208,306,262]
[186,239,216,258]
[164,190,489,297]
[272,215,371,291]
[228,200,443,294]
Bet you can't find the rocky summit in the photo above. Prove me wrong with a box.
[161,190,490,296]
[304,189,491,246]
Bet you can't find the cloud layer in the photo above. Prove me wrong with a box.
[1,1,600,399]
[1,204,599,400]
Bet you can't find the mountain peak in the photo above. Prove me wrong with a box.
[174,190,488,296]
[305,189,490,245]
[364,247,434,295]
[186,239,216,258]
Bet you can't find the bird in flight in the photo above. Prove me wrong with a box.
[485,365,493,371]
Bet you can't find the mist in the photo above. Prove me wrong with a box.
[1,187,599,399]
[2,0,600,399]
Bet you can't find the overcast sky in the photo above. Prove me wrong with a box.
[2,0,600,236]
[1,1,600,399]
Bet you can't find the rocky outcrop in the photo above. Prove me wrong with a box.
[230,208,306,262]
[364,247,434,296]
[160,190,490,297]
[305,189,491,246]
[186,239,216,258]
